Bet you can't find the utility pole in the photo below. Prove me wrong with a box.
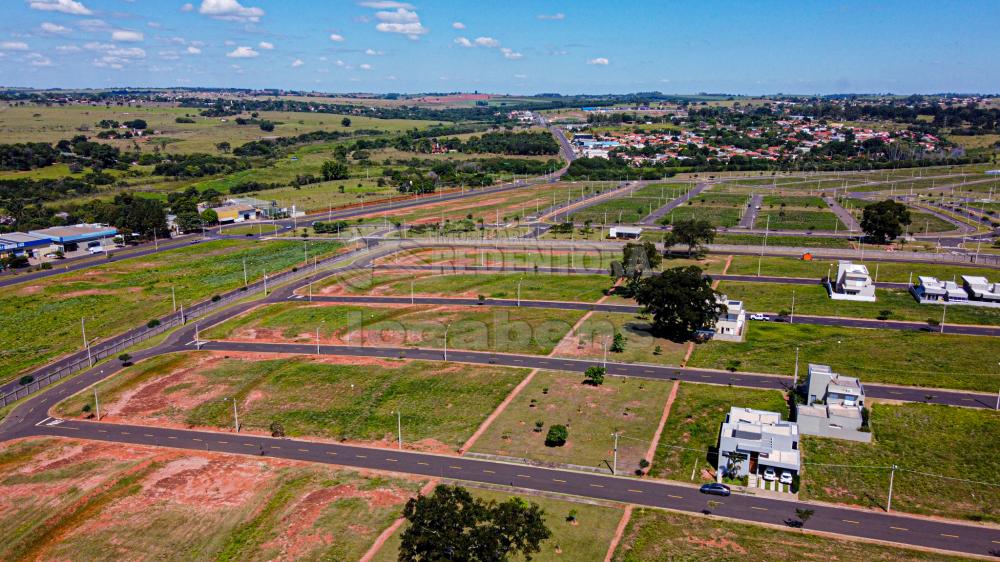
[757,215,769,277]
[316,326,321,354]
[940,304,947,334]
[82,317,92,367]
[394,409,402,449]
[263,270,268,296]
[790,290,796,324]
[171,286,176,312]
[243,258,248,287]
[94,388,100,421]
[602,336,608,368]
[611,431,619,475]
[887,464,897,512]
[517,279,522,307]
[793,346,800,388]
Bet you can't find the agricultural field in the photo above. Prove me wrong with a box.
[551,312,689,367]
[469,370,674,473]
[801,403,1000,523]
[203,302,586,355]
[613,507,968,562]
[687,322,1000,392]
[718,281,1000,326]
[54,352,528,450]
[374,488,624,562]
[0,238,341,384]
[568,183,695,224]
[648,383,788,482]
[0,437,424,561]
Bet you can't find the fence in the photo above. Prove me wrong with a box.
[0,243,376,408]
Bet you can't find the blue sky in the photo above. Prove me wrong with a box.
[2,0,999,94]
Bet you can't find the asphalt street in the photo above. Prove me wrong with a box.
[641,182,710,225]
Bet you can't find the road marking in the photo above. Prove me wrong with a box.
[483,469,496,474]
[589,484,604,488]
[667,494,683,499]
[167,436,177,440]
[120,431,130,435]
[889,526,908,531]
[386,458,398,462]
[553,478,566,483]
[192,438,202,442]
[97,429,107,433]
[244,443,256,447]
[842,519,860,525]
[356,454,367,458]
[325,451,336,455]
[516,474,531,479]
[298,448,309,452]
[627,489,643,493]
[751,507,768,511]
[450,465,463,470]
[217,441,229,444]
[417,462,429,466]
[940,533,959,539]
[143,433,154,437]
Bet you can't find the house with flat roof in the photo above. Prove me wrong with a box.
[911,276,968,303]
[28,223,118,245]
[828,260,876,302]
[713,294,746,341]
[797,364,871,442]
[608,226,642,239]
[717,407,799,487]
[962,275,1000,304]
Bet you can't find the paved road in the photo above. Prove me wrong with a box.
[823,196,861,232]
[736,194,763,229]
[641,183,710,225]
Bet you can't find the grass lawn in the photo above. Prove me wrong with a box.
[648,383,788,482]
[659,204,742,228]
[569,183,691,225]
[802,403,1000,523]
[718,281,1000,326]
[761,195,828,208]
[54,353,528,449]
[373,488,624,562]
[470,370,673,474]
[714,233,854,249]
[553,312,689,367]
[725,255,1000,283]
[218,223,281,236]
[757,209,846,231]
[204,302,586,355]
[613,507,968,562]
[687,322,1000,392]
[0,437,424,561]
[907,210,963,234]
[0,238,341,384]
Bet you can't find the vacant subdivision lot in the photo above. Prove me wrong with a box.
[714,233,854,249]
[660,202,743,228]
[725,255,1000,283]
[0,239,341,384]
[757,208,846,231]
[373,487,624,562]
[802,403,1000,523]
[569,183,693,224]
[0,437,425,561]
[612,507,969,562]
[687,322,1000,392]
[906,210,964,234]
[551,311,689,367]
[54,352,528,451]
[648,383,788,482]
[470,370,673,474]
[205,302,585,355]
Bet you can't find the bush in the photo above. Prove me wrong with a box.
[610,331,626,353]
[147,319,161,329]
[544,424,568,447]
[584,366,606,386]
[534,420,544,432]
[118,353,131,366]
[18,375,34,386]
[81,404,91,413]
[211,294,221,302]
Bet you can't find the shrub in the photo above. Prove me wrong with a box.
[18,375,34,386]
[584,366,606,386]
[610,331,625,353]
[544,424,568,447]
[211,294,221,302]
[147,319,161,329]
[534,420,544,432]
[81,404,92,413]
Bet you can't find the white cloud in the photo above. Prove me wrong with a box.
[0,41,30,51]
[111,30,144,42]
[453,37,472,48]
[587,57,609,65]
[27,53,53,66]
[537,13,566,20]
[106,46,145,58]
[78,18,109,31]
[226,45,258,58]
[500,47,522,60]
[258,41,274,50]
[358,1,413,8]
[186,45,201,54]
[180,2,194,11]
[364,48,382,55]
[147,21,161,28]
[374,8,427,39]
[158,50,180,60]
[329,33,345,42]
[514,73,527,79]
[474,36,499,48]
[451,21,465,29]
[56,44,81,52]
[198,0,264,23]
[40,22,70,34]
[359,63,372,70]
[291,58,303,67]
[27,0,92,16]
[335,59,345,66]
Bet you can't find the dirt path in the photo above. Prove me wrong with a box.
[359,479,439,562]
[642,380,680,470]
[459,369,539,454]
[603,504,634,562]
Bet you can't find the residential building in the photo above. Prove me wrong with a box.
[796,364,871,442]
[962,275,1000,304]
[717,407,800,484]
[911,276,968,303]
[608,226,642,239]
[713,294,746,341]
[828,260,876,301]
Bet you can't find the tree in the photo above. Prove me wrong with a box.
[634,266,724,342]
[270,421,285,438]
[545,424,568,447]
[341,117,352,127]
[215,141,231,153]
[662,218,715,256]
[622,240,661,274]
[793,508,815,528]
[400,485,551,562]
[321,160,349,181]
[861,199,912,244]
[118,353,131,366]
[123,118,147,130]
[259,121,275,132]
[200,209,219,225]
[584,366,606,386]
[610,331,625,352]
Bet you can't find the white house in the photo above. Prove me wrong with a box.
[796,364,871,442]
[717,407,799,490]
[828,260,876,302]
[911,276,968,303]
[713,294,746,341]
[962,275,1000,304]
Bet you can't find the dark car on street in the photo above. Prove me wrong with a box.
[699,483,731,497]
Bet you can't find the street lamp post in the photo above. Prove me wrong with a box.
[611,431,619,475]
[517,279,522,307]
[81,317,93,367]
[224,397,240,432]
[887,464,898,512]
[444,323,450,361]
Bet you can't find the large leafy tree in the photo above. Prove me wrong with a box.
[662,218,715,256]
[321,160,349,181]
[861,199,912,243]
[400,485,551,561]
[634,266,724,342]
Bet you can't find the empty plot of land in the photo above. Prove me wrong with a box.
[551,312,689,367]
[569,183,692,224]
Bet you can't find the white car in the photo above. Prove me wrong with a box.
[762,467,777,481]
[749,313,769,321]
[780,471,794,485]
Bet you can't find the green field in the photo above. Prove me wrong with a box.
[0,437,423,561]
[55,353,528,448]
[204,302,586,355]
[714,233,854,249]
[470,370,673,473]
[802,403,1000,523]
[718,281,1000,326]
[649,383,788,482]
[374,488,624,562]
[757,209,846,231]
[554,312,689,367]
[0,238,341,384]
[907,210,963,234]
[688,322,1000,391]
[761,195,828,208]
[725,255,1000,283]
[569,183,693,224]
[613,507,968,562]
[660,204,742,228]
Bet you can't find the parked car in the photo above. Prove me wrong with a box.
[780,471,794,485]
[749,313,769,321]
[699,483,731,497]
[762,467,777,481]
